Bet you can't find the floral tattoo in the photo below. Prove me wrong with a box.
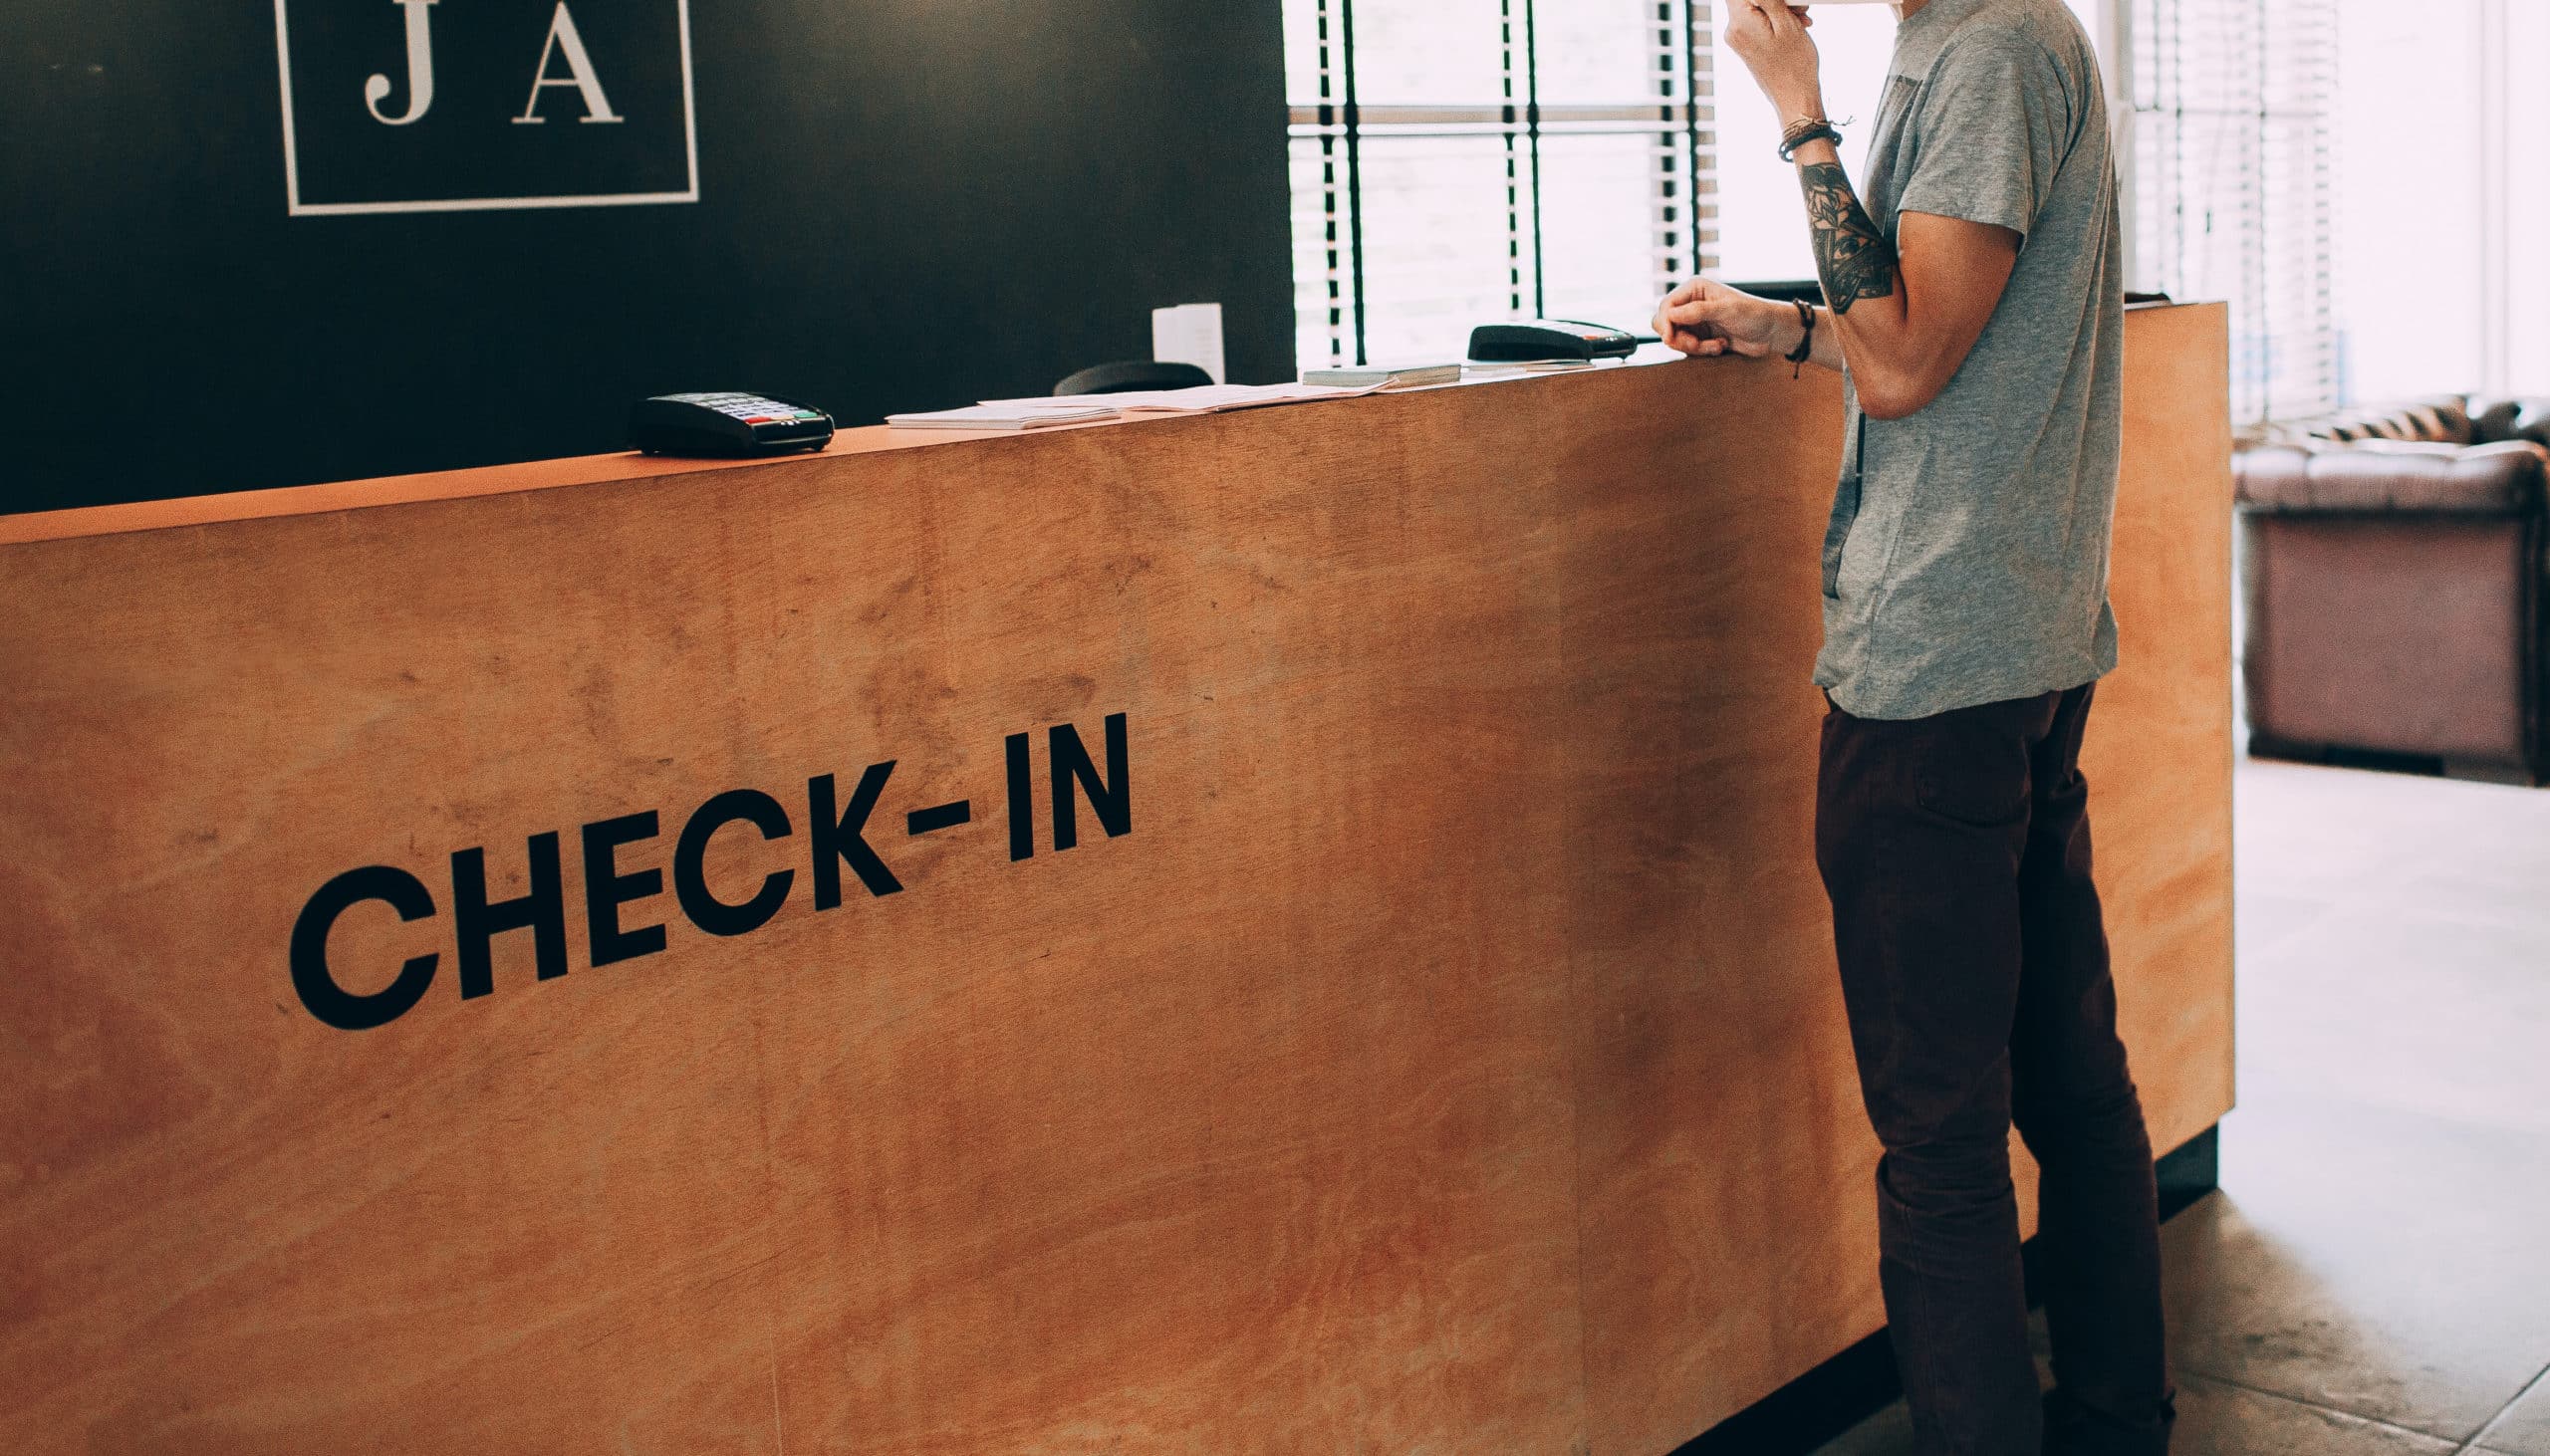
[1799,161,1898,314]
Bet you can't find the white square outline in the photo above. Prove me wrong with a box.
[274,0,698,216]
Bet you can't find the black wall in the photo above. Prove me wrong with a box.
[0,2,1294,515]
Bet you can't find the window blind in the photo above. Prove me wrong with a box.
[2126,0,2340,422]
[1285,0,2335,417]
[1282,0,1715,367]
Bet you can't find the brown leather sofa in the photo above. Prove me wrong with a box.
[2233,395,2550,783]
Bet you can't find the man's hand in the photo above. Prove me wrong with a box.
[1653,278,1798,360]
[1722,1,1825,127]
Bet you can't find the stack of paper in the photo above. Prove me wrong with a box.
[1300,362,1465,388]
[886,403,1121,430]
[1460,359,1599,379]
[899,368,1585,433]
[971,382,1387,418]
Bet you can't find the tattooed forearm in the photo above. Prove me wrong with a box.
[1799,161,1898,315]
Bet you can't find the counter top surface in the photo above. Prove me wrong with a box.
[0,358,1669,548]
[0,304,2205,549]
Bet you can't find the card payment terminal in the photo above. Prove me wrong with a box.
[1466,320,1641,364]
[630,392,837,457]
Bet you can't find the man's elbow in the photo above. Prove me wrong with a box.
[1854,364,1950,421]
[1856,379,1933,422]
[1856,385,1912,422]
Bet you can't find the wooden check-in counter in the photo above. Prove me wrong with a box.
[0,304,2234,1454]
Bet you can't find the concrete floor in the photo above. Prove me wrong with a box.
[1816,757,2550,1455]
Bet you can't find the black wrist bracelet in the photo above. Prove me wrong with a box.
[1786,298,1817,377]
[1778,120,1843,162]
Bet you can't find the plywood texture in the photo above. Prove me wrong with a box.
[0,307,2234,1454]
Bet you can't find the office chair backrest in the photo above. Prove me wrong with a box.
[1055,361,1214,396]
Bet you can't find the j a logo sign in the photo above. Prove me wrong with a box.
[273,0,698,215]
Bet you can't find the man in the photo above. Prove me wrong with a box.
[1651,2,2173,1453]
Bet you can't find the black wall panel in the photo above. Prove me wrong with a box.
[0,2,1294,514]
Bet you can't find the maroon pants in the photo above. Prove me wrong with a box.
[1816,684,2175,1456]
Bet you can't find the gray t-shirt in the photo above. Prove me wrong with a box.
[1813,0,2125,720]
